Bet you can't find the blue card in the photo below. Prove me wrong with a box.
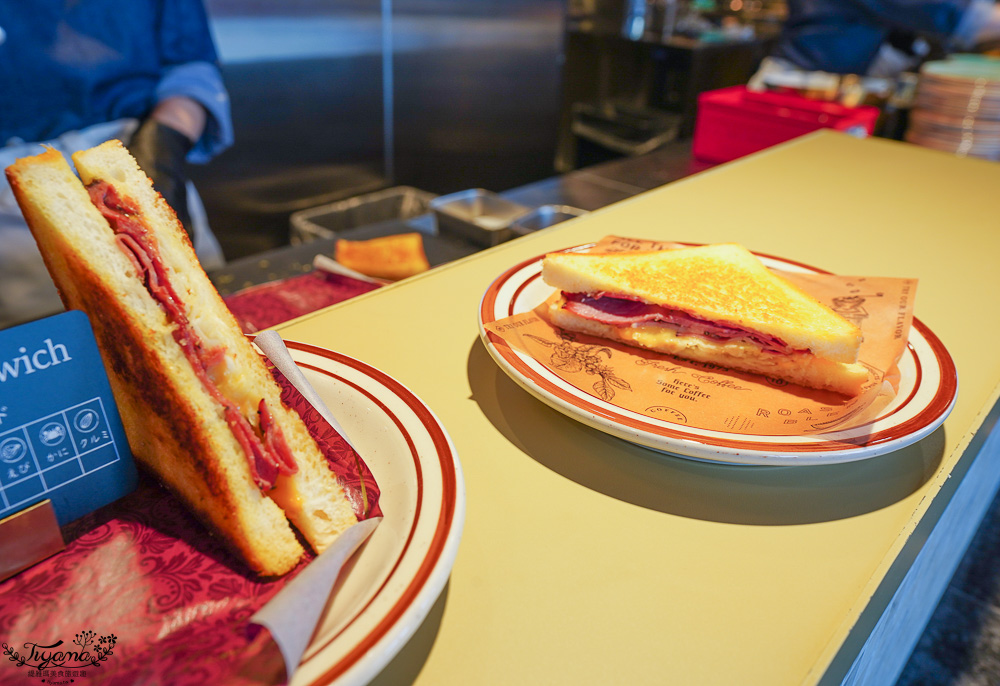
[0,311,137,526]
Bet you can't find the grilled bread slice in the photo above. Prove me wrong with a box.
[6,142,357,575]
[540,243,868,396]
[334,232,430,281]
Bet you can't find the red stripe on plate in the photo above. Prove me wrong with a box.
[277,342,458,684]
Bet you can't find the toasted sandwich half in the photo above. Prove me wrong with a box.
[540,243,868,396]
[6,142,357,575]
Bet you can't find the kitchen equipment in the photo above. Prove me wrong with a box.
[290,186,437,244]
[430,189,530,247]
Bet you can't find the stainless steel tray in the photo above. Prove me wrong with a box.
[430,188,530,247]
[290,186,437,244]
[511,204,588,235]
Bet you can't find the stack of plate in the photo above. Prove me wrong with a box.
[906,56,1000,160]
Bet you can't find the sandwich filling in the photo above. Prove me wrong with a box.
[87,181,298,490]
[561,292,807,356]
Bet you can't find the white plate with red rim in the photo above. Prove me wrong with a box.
[276,340,465,685]
[477,246,958,466]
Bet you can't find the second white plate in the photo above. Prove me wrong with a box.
[277,341,465,686]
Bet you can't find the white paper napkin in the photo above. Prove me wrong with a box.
[250,516,381,678]
[251,330,382,678]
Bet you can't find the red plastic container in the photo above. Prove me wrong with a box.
[692,86,880,163]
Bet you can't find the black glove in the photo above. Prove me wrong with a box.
[127,119,195,238]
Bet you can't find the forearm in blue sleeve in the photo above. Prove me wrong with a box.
[155,62,234,163]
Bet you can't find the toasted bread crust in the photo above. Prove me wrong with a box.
[73,141,358,560]
[8,142,358,575]
[541,244,862,364]
[7,147,304,575]
[335,232,430,281]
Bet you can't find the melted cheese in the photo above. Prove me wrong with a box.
[625,322,769,361]
[187,310,260,418]
[269,474,305,516]
[209,353,258,417]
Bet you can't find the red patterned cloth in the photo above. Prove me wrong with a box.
[0,362,380,685]
[224,271,380,333]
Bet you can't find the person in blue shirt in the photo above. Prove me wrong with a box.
[0,0,234,328]
[768,0,1000,76]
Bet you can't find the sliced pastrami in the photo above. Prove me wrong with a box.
[89,181,295,490]
[258,399,298,476]
[562,292,801,355]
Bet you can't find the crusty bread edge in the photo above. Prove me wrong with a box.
[8,145,329,575]
[72,141,358,556]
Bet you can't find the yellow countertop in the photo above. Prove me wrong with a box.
[278,131,1000,685]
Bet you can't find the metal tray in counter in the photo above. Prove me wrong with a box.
[430,189,530,248]
[211,213,483,296]
[510,204,588,236]
[290,186,438,244]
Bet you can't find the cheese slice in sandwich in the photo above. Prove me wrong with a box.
[6,142,358,576]
[540,243,868,396]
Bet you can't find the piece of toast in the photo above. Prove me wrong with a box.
[335,232,430,281]
[7,142,358,575]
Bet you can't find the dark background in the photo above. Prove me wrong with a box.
[192,0,565,258]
